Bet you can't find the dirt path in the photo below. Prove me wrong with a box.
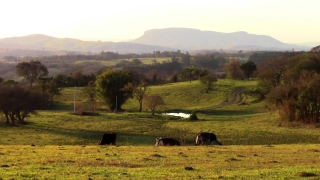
[205,86,248,110]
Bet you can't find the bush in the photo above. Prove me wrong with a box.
[189,111,198,121]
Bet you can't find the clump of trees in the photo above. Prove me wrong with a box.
[257,50,320,123]
[0,60,62,125]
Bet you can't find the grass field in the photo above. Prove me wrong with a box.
[1,79,320,179]
[1,145,319,179]
[75,57,172,67]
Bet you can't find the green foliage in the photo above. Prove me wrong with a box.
[189,111,198,120]
[258,51,320,123]
[15,60,48,87]
[95,69,133,111]
[199,71,217,93]
[224,59,242,79]
[82,81,97,112]
[240,60,257,79]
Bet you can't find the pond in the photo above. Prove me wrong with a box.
[162,112,190,118]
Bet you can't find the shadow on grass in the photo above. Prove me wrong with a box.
[21,125,160,146]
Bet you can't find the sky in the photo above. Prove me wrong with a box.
[1,0,319,43]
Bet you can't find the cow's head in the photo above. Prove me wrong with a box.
[155,137,163,146]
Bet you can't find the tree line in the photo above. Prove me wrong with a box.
[256,49,320,124]
[3,47,320,125]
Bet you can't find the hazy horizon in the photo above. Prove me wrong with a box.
[1,0,320,44]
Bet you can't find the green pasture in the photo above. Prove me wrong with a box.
[0,145,319,179]
[1,79,319,146]
[1,79,320,179]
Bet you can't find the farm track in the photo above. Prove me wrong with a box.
[216,86,248,108]
[202,86,249,110]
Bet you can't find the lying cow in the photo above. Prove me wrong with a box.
[100,132,116,145]
[155,137,180,146]
[195,132,222,145]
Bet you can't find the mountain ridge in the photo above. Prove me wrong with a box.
[0,28,311,57]
[132,27,308,51]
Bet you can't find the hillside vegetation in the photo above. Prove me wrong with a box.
[1,79,319,146]
[1,79,320,179]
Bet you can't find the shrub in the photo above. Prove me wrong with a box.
[189,111,198,121]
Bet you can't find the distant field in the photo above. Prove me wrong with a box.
[74,57,172,67]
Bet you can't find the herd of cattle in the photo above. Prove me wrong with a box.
[99,132,222,146]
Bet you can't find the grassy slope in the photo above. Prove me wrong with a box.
[1,79,320,179]
[1,79,319,146]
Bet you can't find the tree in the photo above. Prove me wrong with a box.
[82,81,97,112]
[95,69,133,111]
[143,95,165,115]
[224,59,242,79]
[122,81,148,112]
[15,61,48,87]
[199,72,218,93]
[0,85,43,125]
[257,55,290,95]
[180,52,191,67]
[240,60,257,80]
[310,45,320,52]
[180,67,200,83]
[35,77,61,105]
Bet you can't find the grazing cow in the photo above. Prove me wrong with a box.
[195,132,222,145]
[99,133,116,145]
[155,137,180,146]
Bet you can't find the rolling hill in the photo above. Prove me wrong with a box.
[0,28,312,57]
[0,34,178,56]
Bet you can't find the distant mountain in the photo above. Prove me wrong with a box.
[0,34,178,56]
[295,42,320,48]
[132,28,309,51]
[0,29,312,58]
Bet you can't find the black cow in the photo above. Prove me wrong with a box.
[195,132,222,145]
[155,137,180,146]
[99,133,116,145]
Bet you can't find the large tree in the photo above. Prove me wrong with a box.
[35,77,61,106]
[82,81,97,112]
[95,69,133,111]
[15,61,48,87]
[122,81,148,112]
[240,60,257,80]
[223,59,242,79]
[0,85,43,125]
[257,55,290,95]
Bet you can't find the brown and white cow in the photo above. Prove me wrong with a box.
[99,132,116,145]
[155,137,180,146]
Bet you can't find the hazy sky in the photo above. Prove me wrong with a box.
[1,0,319,43]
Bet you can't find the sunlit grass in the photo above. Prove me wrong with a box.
[1,79,320,179]
[0,145,319,179]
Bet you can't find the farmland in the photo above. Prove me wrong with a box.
[0,79,320,179]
